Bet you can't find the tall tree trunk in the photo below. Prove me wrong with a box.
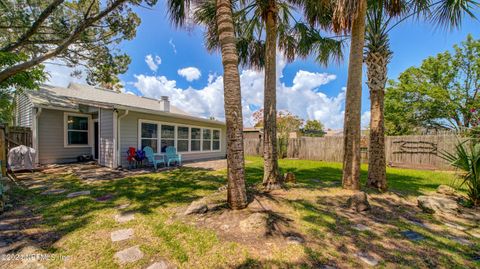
[262,2,282,190]
[366,51,388,191]
[216,0,248,209]
[342,0,367,190]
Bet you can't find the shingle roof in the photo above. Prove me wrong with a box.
[27,83,189,115]
[25,83,225,125]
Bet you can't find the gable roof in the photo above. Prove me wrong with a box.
[25,83,225,125]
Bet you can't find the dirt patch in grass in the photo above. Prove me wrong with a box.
[177,184,480,268]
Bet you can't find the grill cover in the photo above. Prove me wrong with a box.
[8,145,36,171]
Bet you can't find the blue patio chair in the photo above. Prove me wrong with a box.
[165,146,182,166]
[143,146,165,170]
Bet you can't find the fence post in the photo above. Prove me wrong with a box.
[0,126,5,177]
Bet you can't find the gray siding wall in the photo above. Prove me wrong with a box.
[119,110,226,168]
[99,109,115,168]
[38,109,92,164]
[15,93,33,127]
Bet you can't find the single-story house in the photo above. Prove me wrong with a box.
[15,83,226,168]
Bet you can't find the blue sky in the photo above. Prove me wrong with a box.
[47,3,480,129]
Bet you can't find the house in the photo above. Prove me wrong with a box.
[15,83,226,168]
[243,127,262,139]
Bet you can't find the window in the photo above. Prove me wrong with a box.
[65,114,89,146]
[202,129,212,151]
[141,122,158,152]
[213,130,220,150]
[161,124,175,152]
[191,127,201,151]
[177,126,189,152]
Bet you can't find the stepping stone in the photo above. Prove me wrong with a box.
[41,189,66,195]
[115,212,135,223]
[114,245,144,264]
[401,230,425,241]
[353,223,371,231]
[448,236,471,246]
[66,190,91,198]
[116,203,131,210]
[444,221,467,231]
[286,235,305,244]
[355,252,379,266]
[111,228,134,242]
[146,259,177,269]
[96,194,115,202]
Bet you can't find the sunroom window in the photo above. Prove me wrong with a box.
[213,130,220,150]
[202,129,212,151]
[191,127,201,151]
[177,126,189,152]
[141,122,158,152]
[161,124,175,152]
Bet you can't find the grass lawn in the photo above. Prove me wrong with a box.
[2,156,479,269]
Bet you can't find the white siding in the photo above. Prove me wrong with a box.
[119,111,226,167]
[15,93,33,127]
[38,109,92,164]
[99,109,115,168]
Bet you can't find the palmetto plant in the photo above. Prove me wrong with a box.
[364,0,479,191]
[195,0,343,190]
[441,140,480,206]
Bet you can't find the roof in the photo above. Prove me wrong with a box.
[25,83,225,125]
[243,127,262,132]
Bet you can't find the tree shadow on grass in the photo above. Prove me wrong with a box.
[2,167,226,254]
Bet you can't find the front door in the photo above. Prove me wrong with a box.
[94,121,99,159]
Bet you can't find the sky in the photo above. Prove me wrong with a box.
[46,3,480,129]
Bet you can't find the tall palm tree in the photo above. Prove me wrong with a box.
[365,0,479,191]
[196,0,343,190]
[167,0,248,209]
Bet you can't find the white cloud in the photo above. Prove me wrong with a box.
[145,54,161,72]
[44,60,87,87]
[169,38,177,54]
[361,111,371,128]
[177,67,202,81]
[132,54,369,129]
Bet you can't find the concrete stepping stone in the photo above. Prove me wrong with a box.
[114,245,144,264]
[66,190,90,198]
[353,223,371,231]
[41,189,66,195]
[111,228,134,242]
[401,230,424,241]
[444,221,467,231]
[146,259,177,269]
[448,236,471,246]
[115,212,135,223]
[96,194,115,202]
[355,252,379,266]
[116,203,131,210]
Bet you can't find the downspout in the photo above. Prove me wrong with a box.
[33,107,42,165]
[116,109,129,168]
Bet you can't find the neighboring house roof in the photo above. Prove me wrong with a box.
[25,83,225,125]
[243,127,262,132]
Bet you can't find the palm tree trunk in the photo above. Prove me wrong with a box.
[216,0,248,209]
[366,52,388,191]
[342,0,367,190]
[262,2,282,190]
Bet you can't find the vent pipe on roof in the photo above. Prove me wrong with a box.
[159,96,170,112]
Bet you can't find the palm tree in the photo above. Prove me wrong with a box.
[365,0,479,191]
[167,0,248,209]
[196,0,343,190]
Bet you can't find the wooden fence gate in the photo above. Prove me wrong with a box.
[0,125,32,176]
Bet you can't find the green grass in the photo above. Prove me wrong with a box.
[6,157,478,269]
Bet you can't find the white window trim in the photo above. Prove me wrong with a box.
[137,119,221,154]
[64,112,92,148]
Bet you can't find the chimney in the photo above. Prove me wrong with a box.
[159,96,170,112]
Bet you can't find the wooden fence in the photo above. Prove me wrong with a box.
[0,125,32,176]
[244,133,459,170]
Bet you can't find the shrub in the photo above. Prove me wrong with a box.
[441,140,480,207]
